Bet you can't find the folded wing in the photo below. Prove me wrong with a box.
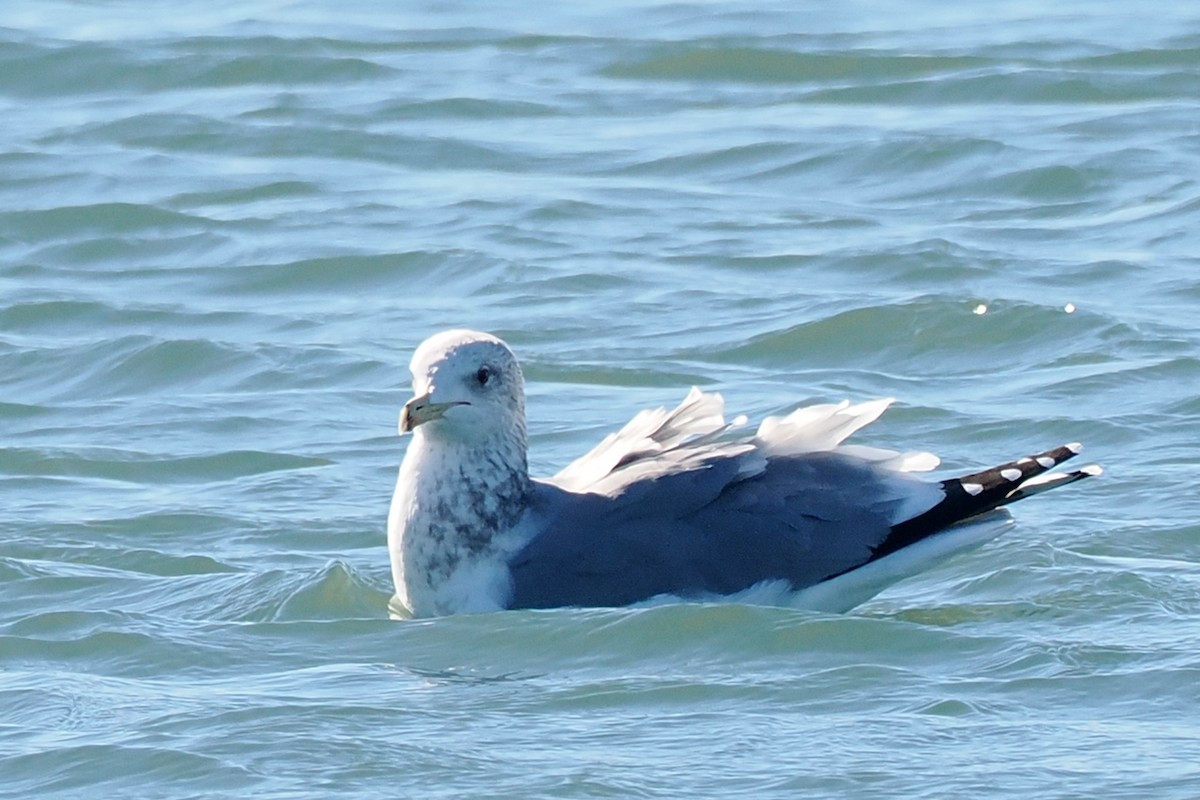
[510,388,1098,611]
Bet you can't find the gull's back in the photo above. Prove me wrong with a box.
[504,387,1095,612]
[509,448,924,609]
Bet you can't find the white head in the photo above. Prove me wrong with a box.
[400,329,526,447]
[390,329,531,617]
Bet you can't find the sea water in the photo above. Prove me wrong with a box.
[2,1,1199,797]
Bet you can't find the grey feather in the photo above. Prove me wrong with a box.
[510,451,925,609]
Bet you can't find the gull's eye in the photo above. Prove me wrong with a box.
[475,366,492,386]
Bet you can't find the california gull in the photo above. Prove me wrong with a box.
[387,329,1100,618]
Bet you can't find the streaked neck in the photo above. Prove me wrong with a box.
[388,428,531,615]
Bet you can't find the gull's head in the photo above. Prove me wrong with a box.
[400,329,526,445]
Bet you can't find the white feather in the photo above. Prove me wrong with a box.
[788,511,1015,613]
[556,389,940,495]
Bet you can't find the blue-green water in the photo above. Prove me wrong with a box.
[3,1,1199,797]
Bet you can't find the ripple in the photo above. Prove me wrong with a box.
[685,296,1109,375]
[603,45,988,85]
[0,446,329,483]
[2,5,1199,799]
[0,202,208,240]
[0,743,255,795]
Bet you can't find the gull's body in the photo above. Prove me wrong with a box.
[388,329,1099,618]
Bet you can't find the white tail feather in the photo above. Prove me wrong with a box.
[789,511,1014,613]
[555,387,738,491]
[756,397,894,457]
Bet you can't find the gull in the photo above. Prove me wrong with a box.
[387,329,1100,618]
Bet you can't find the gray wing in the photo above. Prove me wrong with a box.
[508,451,915,609]
[509,387,1097,610]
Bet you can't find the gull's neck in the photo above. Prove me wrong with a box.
[388,426,531,617]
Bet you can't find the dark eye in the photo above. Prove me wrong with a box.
[475,366,492,386]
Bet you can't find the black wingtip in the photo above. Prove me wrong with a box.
[951,442,1085,501]
[871,443,1099,562]
[1004,463,1102,502]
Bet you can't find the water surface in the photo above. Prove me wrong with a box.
[2,1,1199,797]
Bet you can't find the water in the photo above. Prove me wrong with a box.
[2,0,1199,796]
